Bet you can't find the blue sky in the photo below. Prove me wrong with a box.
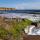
[0,0,40,9]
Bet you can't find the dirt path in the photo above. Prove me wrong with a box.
[23,34,40,40]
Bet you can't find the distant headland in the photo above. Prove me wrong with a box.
[0,7,16,10]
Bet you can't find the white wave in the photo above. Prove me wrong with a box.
[0,13,40,22]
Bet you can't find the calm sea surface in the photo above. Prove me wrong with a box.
[0,10,40,13]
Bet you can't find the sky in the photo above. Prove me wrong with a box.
[0,0,40,9]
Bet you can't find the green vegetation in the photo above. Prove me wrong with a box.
[0,27,8,40]
[10,19,32,39]
[0,18,32,40]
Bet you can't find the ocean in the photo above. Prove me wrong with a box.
[0,10,40,13]
[0,10,40,22]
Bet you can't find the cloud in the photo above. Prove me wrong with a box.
[16,2,40,9]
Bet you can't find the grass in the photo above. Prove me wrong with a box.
[0,18,32,40]
[0,27,8,39]
[9,19,32,39]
